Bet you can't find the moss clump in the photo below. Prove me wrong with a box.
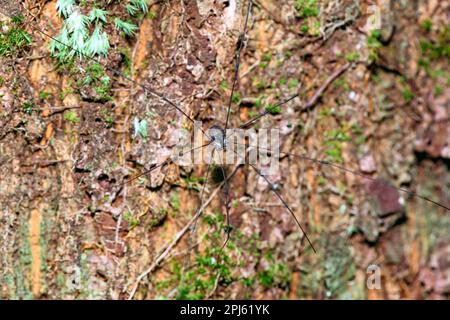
[0,15,32,57]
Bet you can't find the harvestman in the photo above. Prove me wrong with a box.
[8,0,450,299]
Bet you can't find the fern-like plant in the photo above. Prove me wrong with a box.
[49,25,71,61]
[114,18,138,37]
[127,0,149,16]
[89,8,108,24]
[56,0,75,18]
[51,0,148,60]
[65,10,89,54]
[86,26,109,56]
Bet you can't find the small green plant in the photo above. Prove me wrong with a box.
[421,19,432,32]
[419,27,450,61]
[101,108,114,128]
[133,117,148,140]
[22,101,35,114]
[39,91,52,100]
[367,30,383,63]
[323,128,351,163]
[170,192,180,212]
[252,77,266,90]
[288,78,299,89]
[148,10,158,20]
[0,16,32,56]
[127,0,149,16]
[265,104,281,115]
[294,0,321,36]
[51,0,147,61]
[119,47,133,76]
[345,52,360,62]
[114,18,138,37]
[219,80,229,90]
[434,85,443,97]
[257,263,290,289]
[63,110,80,123]
[183,174,205,192]
[56,0,75,17]
[88,8,108,24]
[231,92,241,105]
[123,211,139,228]
[295,0,319,17]
[262,52,272,62]
[300,24,309,33]
[402,88,414,103]
[80,62,111,101]
[50,8,90,60]
[85,26,109,56]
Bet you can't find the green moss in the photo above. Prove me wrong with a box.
[183,174,206,192]
[288,78,299,89]
[148,10,157,20]
[401,88,414,103]
[257,263,290,289]
[14,217,33,299]
[220,80,229,90]
[63,110,80,123]
[421,19,433,32]
[300,24,309,33]
[252,77,266,90]
[123,210,139,228]
[367,30,383,63]
[170,192,180,212]
[345,52,360,62]
[119,47,133,76]
[231,92,241,104]
[434,85,443,96]
[297,235,355,299]
[22,101,35,115]
[100,108,114,128]
[0,16,32,56]
[419,26,450,61]
[295,0,319,17]
[265,104,281,115]
[80,62,112,101]
[262,52,272,62]
[39,91,52,100]
[323,128,351,163]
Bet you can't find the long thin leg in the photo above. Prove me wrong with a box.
[235,63,351,132]
[191,152,214,233]
[228,147,317,253]
[215,151,233,253]
[238,93,299,129]
[224,0,253,132]
[218,0,253,252]
[247,162,317,253]
[118,142,211,187]
[233,142,450,212]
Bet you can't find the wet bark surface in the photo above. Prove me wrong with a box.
[0,0,449,299]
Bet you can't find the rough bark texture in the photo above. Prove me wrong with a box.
[0,0,449,300]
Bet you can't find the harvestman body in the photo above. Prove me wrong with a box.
[207,125,227,151]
